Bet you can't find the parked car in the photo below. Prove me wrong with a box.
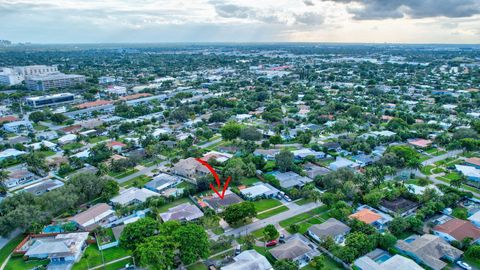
[284,195,292,202]
[266,240,277,247]
[456,261,472,270]
[235,245,241,255]
[279,234,285,243]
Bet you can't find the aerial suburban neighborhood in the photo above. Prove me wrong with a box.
[1,11,480,270]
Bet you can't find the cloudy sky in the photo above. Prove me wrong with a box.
[1,0,480,44]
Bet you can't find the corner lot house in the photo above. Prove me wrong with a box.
[110,187,158,206]
[308,218,350,244]
[15,232,89,268]
[159,202,204,222]
[349,205,393,230]
[69,203,115,231]
[354,249,423,270]
[432,218,480,243]
[222,250,273,270]
[396,234,463,270]
[269,234,320,268]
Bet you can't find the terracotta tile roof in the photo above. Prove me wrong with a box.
[120,93,152,101]
[349,208,381,224]
[107,141,127,148]
[465,157,480,167]
[0,116,19,124]
[75,100,112,109]
[433,218,480,241]
[409,138,433,148]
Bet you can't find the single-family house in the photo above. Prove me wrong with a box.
[292,148,326,160]
[329,157,357,171]
[0,148,26,161]
[269,171,313,189]
[159,203,204,222]
[3,120,33,133]
[240,182,280,199]
[222,250,273,270]
[349,205,393,230]
[107,141,127,152]
[200,151,233,163]
[354,249,423,270]
[455,165,480,182]
[308,218,351,244]
[36,131,58,141]
[352,154,378,167]
[202,190,243,212]
[303,162,330,179]
[395,234,463,270]
[432,218,480,243]
[23,179,64,196]
[69,203,116,231]
[408,138,433,149]
[15,232,89,267]
[172,157,210,183]
[28,140,57,151]
[468,211,480,228]
[269,234,320,268]
[254,149,280,160]
[464,157,480,169]
[110,187,158,206]
[5,167,37,188]
[58,134,78,145]
[144,173,181,193]
[379,197,419,217]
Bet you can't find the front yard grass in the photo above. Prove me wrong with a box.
[0,234,25,265]
[257,206,289,219]
[156,197,191,213]
[108,168,139,179]
[72,245,131,270]
[253,199,282,212]
[239,177,260,186]
[5,257,49,270]
[62,142,83,151]
[120,174,151,188]
[88,136,109,144]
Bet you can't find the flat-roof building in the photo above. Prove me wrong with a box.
[25,73,86,90]
[26,93,75,108]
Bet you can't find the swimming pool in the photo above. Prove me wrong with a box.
[43,225,63,233]
[375,253,392,263]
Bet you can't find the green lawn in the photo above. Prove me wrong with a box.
[0,234,25,266]
[5,257,49,270]
[62,142,84,151]
[432,167,445,174]
[257,206,289,219]
[104,257,132,270]
[279,206,329,228]
[177,181,195,189]
[445,172,462,181]
[420,165,434,175]
[239,177,260,186]
[452,207,468,220]
[88,136,109,144]
[464,256,480,270]
[301,255,343,270]
[72,245,131,270]
[120,175,152,188]
[109,169,139,179]
[33,123,48,131]
[212,227,224,235]
[253,199,282,212]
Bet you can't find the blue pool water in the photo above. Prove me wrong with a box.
[405,237,415,243]
[375,254,392,263]
[43,225,63,233]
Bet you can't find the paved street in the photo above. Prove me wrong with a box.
[198,137,222,149]
[421,149,463,166]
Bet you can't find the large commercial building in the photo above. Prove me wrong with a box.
[26,93,75,108]
[0,68,24,86]
[25,73,86,90]
[15,65,58,76]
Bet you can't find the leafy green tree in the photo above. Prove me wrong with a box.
[345,232,375,257]
[173,223,210,264]
[100,179,119,200]
[28,111,46,123]
[275,149,294,172]
[240,126,262,141]
[120,218,160,250]
[221,121,242,140]
[223,201,256,225]
[465,245,480,259]
[333,246,356,263]
[377,233,397,250]
[269,135,283,146]
[273,259,298,270]
[309,255,325,270]
[263,224,279,241]
[223,158,246,182]
[388,217,409,237]
[134,235,177,270]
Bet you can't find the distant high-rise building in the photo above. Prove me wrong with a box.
[0,40,12,47]
[0,68,24,86]
[25,73,86,91]
[15,65,58,76]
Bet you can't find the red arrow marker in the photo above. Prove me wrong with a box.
[195,158,231,199]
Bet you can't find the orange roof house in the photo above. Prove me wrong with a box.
[120,93,152,101]
[433,218,480,242]
[465,157,480,168]
[408,138,433,148]
[0,116,19,124]
[349,208,382,224]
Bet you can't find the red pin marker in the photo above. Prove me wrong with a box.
[195,158,231,199]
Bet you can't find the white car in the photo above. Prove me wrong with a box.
[456,261,472,270]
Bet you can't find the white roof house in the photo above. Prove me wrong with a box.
[110,187,158,206]
[455,165,480,180]
[58,134,78,144]
[240,183,280,199]
[468,211,480,228]
[28,140,57,150]
[222,250,273,270]
[159,203,204,222]
[354,253,423,270]
[0,148,26,160]
[329,157,357,171]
